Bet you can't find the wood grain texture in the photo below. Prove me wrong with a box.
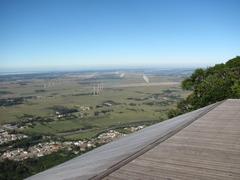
[105,99,240,180]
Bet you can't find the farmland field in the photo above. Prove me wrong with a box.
[0,69,192,140]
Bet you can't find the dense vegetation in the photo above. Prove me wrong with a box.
[168,56,240,117]
[50,106,78,114]
[0,91,12,95]
[0,150,77,180]
[0,97,25,106]
[0,96,35,107]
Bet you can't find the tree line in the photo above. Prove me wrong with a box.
[168,56,240,118]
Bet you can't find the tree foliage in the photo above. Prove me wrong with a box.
[0,150,77,180]
[168,56,240,118]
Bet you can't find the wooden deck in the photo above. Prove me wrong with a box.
[104,99,240,180]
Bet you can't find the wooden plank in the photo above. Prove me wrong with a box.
[105,99,240,180]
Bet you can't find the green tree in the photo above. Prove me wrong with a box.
[168,56,240,118]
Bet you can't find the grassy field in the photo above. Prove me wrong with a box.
[0,70,190,140]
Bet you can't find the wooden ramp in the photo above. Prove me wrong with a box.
[27,99,240,180]
[104,99,240,180]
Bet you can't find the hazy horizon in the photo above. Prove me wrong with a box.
[0,64,198,75]
[0,56,236,73]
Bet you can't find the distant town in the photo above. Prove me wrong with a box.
[1,125,144,161]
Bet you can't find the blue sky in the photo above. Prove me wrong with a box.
[0,0,239,71]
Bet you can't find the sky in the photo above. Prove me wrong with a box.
[0,0,240,71]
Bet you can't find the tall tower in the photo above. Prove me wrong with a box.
[93,86,96,95]
[97,83,100,95]
[92,83,103,95]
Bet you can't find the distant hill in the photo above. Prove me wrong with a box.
[168,56,240,117]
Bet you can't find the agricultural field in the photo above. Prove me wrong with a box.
[0,68,193,179]
[0,69,192,140]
